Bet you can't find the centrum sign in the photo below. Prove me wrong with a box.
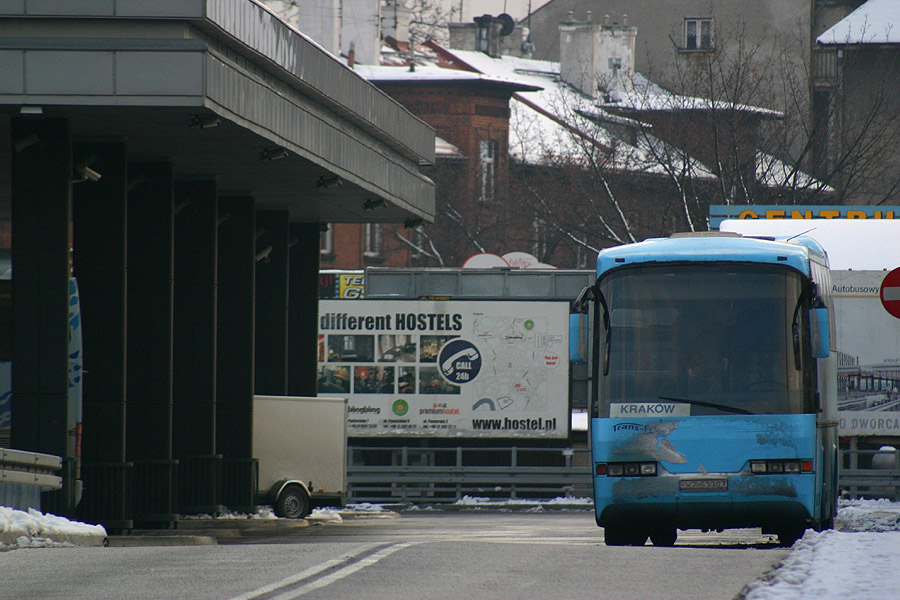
[317,299,569,438]
[709,205,900,229]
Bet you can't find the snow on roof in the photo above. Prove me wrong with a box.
[353,64,538,89]
[443,49,715,177]
[435,135,464,158]
[817,0,900,45]
[358,43,814,188]
[608,75,784,119]
[755,152,834,193]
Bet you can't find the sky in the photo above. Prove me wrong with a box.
[3,496,900,600]
[442,0,548,23]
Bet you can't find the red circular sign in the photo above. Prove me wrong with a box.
[880,267,900,319]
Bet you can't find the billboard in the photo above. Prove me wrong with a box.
[709,204,900,230]
[833,271,900,436]
[317,299,570,438]
[318,270,364,299]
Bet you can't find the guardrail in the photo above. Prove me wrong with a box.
[0,448,62,511]
[347,445,900,505]
[347,445,592,504]
[839,447,900,501]
[348,464,592,504]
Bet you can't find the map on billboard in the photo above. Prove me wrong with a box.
[317,300,569,438]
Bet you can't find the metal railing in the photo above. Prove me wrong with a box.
[347,445,592,504]
[839,447,900,501]
[347,445,900,505]
[0,448,62,511]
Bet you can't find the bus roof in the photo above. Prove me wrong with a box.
[596,233,822,279]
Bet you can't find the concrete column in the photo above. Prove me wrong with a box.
[216,196,255,510]
[287,223,321,397]
[9,117,71,496]
[173,180,218,457]
[126,161,176,525]
[173,180,219,512]
[254,209,289,396]
[216,196,255,459]
[71,141,129,525]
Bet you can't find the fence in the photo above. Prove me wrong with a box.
[839,447,900,501]
[347,445,592,504]
[0,447,62,511]
[346,445,900,505]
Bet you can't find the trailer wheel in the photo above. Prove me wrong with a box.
[275,485,310,519]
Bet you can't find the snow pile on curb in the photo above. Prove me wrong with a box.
[738,499,900,600]
[0,506,107,550]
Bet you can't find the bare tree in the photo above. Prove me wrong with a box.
[501,18,900,269]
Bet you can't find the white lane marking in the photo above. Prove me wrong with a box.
[228,542,386,600]
[270,542,417,600]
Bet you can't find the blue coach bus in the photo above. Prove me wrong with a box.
[570,232,838,546]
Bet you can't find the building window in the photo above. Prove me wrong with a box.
[479,139,498,202]
[364,223,383,257]
[320,224,333,255]
[683,18,713,51]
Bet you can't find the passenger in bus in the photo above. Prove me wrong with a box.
[685,347,729,394]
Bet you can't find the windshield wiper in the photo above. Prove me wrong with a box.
[658,396,752,415]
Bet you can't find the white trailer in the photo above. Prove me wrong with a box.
[253,395,347,518]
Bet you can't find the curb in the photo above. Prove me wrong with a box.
[1,530,108,549]
[107,534,217,547]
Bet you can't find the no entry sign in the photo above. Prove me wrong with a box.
[880,267,900,319]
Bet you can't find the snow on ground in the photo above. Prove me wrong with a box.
[0,506,107,549]
[740,498,900,600]
[2,497,900,600]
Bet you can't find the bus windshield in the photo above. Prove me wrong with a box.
[597,263,810,417]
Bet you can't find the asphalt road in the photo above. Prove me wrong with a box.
[1,511,790,600]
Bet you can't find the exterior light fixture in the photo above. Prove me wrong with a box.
[403,217,424,228]
[189,114,221,129]
[363,198,387,211]
[316,175,342,188]
[260,147,289,160]
[73,165,102,183]
[72,154,102,183]
[19,106,43,115]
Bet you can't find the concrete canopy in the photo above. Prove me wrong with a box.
[0,0,435,224]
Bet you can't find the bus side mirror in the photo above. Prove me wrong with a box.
[570,313,588,364]
[810,307,830,359]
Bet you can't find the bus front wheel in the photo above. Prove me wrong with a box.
[776,523,806,547]
[649,527,677,546]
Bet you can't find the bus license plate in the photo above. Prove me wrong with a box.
[680,479,728,492]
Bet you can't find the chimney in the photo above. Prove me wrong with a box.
[559,13,637,100]
[382,0,412,43]
[474,14,503,57]
[340,0,381,65]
